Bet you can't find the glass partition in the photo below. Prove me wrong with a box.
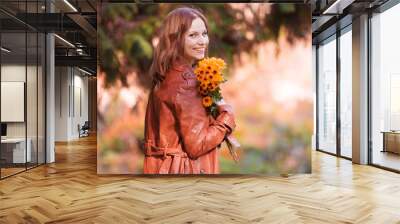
[317,35,337,154]
[371,3,400,171]
[0,22,28,178]
[339,27,352,158]
[0,0,46,179]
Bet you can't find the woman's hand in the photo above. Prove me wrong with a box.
[216,99,234,114]
[215,99,226,106]
[215,99,236,133]
[216,100,240,162]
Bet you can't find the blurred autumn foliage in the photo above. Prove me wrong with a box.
[97,3,312,174]
[98,3,310,87]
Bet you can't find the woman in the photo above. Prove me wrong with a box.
[143,7,236,174]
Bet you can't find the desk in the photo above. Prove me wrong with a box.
[381,131,400,154]
[1,138,31,163]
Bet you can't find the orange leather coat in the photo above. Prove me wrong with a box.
[143,62,236,174]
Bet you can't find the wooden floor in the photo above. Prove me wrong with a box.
[0,135,400,223]
[373,150,400,171]
[1,167,26,178]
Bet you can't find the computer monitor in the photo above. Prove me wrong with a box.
[1,123,7,137]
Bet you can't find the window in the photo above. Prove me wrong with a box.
[370,2,400,171]
[339,27,352,158]
[317,36,337,154]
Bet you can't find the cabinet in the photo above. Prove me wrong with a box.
[0,138,32,165]
[382,132,400,154]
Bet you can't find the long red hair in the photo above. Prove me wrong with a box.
[149,7,209,86]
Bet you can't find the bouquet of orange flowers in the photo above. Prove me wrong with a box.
[194,57,240,162]
[195,57,226,117]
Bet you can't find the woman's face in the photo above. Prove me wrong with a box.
[183,17,209,63]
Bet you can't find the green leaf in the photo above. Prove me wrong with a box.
[121,33,153,65]
[279,4,296,13]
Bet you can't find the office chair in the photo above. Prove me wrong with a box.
[79,121,90,138]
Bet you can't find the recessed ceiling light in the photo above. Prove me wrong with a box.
[54,34,75,48]
[322,0,355,15]
[1,47,11,53]
[63,0,78,12]
[78,67,93,76]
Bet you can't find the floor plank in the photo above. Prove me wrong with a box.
[0,135,399,223]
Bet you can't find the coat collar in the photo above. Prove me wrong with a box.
[164,60,196,82]
[172,60,195,72]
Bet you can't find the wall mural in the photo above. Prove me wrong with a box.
[97,3,312,175]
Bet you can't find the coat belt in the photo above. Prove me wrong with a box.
[144,141,187,159]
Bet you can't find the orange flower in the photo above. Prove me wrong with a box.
[199,81,209,90]
[196,73,204,81]
[194,67,205,78]
[202,96,213,107]
[198,85,208,95]
[212,73,224,83]
[208,82,218,91]
[214,58,226,69]
[198,58,225,72]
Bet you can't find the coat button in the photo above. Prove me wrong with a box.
[182,71,190,80]
[182,71,194,80]
[200,169,205,174]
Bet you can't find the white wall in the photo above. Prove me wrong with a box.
[55,66,69,141]
[1,65,35,138]
[55,66,89,141]
[1,65,25,131]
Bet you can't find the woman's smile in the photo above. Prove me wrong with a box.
[194,47,205,54]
